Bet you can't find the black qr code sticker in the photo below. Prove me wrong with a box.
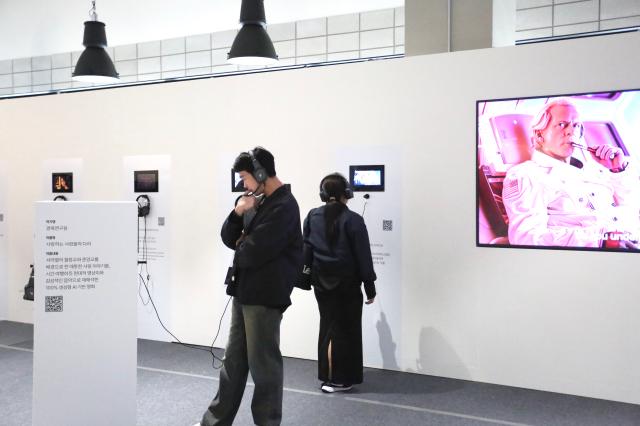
[382,220,393,231]
[45,295,63,312]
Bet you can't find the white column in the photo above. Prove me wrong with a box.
[405,0,515,55]
[405,0,451,55]
[0,161,7,319]
[492,0,516,48]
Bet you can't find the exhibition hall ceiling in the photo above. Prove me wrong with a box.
[0,0,404,60]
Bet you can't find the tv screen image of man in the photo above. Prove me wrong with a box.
[195,146,302,426]
[502,98,640,250]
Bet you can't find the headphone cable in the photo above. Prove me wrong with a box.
[138,216,151,305]
[138,273,228,369]
[137,210,228,369]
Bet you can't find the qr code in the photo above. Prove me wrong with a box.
[45,295,63,313]
[382,220,393,231]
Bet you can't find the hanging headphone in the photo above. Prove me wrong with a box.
[136,194,151,217]
[319,173,354,202]
[249,150,268,183]
[53,195,67,201]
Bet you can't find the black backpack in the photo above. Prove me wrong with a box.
[23,264,34,301]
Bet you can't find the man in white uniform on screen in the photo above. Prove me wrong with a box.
[502,98,640,249]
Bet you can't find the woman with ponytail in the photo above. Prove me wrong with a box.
[302,173,377,393]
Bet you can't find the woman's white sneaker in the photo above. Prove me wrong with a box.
[321,383,352,393]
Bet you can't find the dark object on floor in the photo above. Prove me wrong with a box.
[23,264,34,301]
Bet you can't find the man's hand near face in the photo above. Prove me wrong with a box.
[591,144,626,171]
[234,194,258,216]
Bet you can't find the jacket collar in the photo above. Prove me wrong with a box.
[258,184,288,209]
[531,150,583,170]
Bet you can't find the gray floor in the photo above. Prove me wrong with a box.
[1,320,639,426]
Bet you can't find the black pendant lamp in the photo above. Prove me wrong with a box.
[72,1,119,83]
[228,0,278,65]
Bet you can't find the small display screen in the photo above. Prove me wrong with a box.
[349,165,385,192]
[134,170,159,193]
[231,169,244,192]
[52,173,73,193]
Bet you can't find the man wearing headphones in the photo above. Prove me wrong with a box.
[197,147,302,426]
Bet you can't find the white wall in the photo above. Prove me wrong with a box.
[2,31,640,404]
[0,0,402,61]
[0,162,7,320]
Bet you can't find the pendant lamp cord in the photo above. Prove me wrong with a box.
[89,0,98,21]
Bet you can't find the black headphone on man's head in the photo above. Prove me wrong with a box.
[319,173,353,202]
[249,150,268,184]
[136,194,150,217]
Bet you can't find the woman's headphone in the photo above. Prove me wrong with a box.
[136,195,151,217]
[53,195,67,201]
[249,150,268,183]
[319,173,353,202]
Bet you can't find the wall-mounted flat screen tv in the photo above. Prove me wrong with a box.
[477,90,640,252]
[349,165,385,192]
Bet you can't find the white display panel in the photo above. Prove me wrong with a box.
[0,161,7,319]
[33,201,137,426]
[123,155,172,341]
[333,146,403,369]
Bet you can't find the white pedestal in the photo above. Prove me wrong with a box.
[33,201,137,426]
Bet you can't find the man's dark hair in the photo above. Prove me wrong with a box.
[233,146,276,177]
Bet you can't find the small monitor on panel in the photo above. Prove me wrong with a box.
[231,169,244,192]
[349,165,385,192]
[52,172,73,193]
[134,170,159,193]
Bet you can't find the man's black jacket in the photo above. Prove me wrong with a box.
[221,185,303,310]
